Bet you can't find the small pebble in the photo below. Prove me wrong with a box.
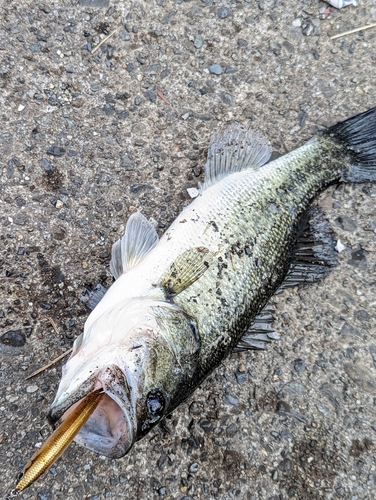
[302,23,313,36]
[189,463,199,473]
[316,401,330,417]
[217,7,231,19]
[47,146,66,157]
[37,492,51,500]
[348,249,367,269]
[143,91,156,102]
[335,215,357,232]
[226,423,239,437]
[194,35,203,49]
[220,92,232,106]
[209,64,222,75]
[279,458,292,472]
[235,371,247,385]
[39,4,51,14]
[222,394,238,406]
[26,385,39,393]
[0,330,26,347]
[39,302,51,310]
[29,43,41,53]
[199,419,212,433]
[294,359,305,373]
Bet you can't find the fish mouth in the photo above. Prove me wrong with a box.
[49,365,136,458]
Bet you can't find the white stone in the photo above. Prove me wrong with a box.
[26,385,39,393]
[187,187,199,198]
[335,239,346,252]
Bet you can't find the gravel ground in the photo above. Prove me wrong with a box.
[1,1,376,499]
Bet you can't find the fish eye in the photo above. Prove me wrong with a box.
[146,389,166,419]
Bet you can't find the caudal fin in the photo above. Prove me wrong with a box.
[325,107,376,182]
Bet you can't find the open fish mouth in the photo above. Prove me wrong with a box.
[49,365,136,458]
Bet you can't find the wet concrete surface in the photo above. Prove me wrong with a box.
[0,0,376,499]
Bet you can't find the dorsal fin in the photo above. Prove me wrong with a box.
[200,124,271,190]
[110,212,159,279]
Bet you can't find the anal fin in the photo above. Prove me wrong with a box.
[234,302,280,352]
[277,206,337,292]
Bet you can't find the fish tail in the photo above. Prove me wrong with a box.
[325,106,376,183]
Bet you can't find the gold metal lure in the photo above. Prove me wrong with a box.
[14,389,104,494]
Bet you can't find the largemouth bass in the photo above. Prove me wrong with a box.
[14,107,376,491]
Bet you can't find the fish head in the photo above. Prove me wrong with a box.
[49,298,200,458]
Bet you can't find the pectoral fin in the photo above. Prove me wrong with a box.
[110,211,159,279]
[159,247,213,296]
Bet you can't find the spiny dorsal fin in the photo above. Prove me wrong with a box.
[159,247,214,296]
[110,211,159,279]
[277,206,337,292]
[200,124,271,191]
[234,302,280,351]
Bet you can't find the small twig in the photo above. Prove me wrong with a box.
[47,316,61,336]
[91,27,121,55]
[25,348,73,380]
[330,23,376,40]
[156,87,170,105]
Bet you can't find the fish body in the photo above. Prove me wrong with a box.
[49,108,376,459]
